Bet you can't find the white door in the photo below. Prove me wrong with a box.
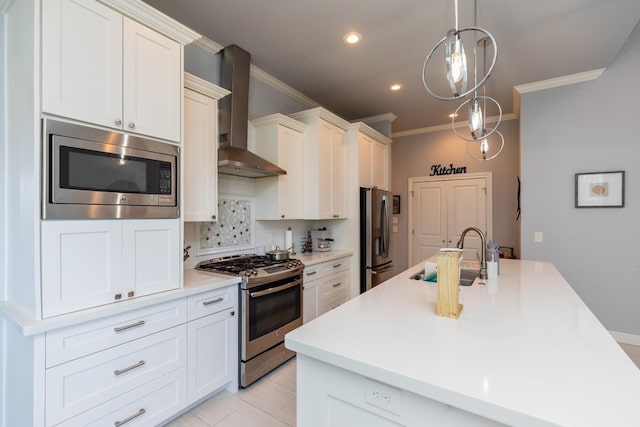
[409,174,491,266]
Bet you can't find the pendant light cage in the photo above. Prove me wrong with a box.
[466,130,504,161]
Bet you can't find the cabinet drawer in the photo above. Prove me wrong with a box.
[55,367,186,427]
[46,299,187,368]
[303,256,350,284]
[46,325,186,426]
[318,272,350,316]
[187,285,235,321]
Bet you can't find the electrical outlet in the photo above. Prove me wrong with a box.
[364,379,402,415]
[534,231,543,243]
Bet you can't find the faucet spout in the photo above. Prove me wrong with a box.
[456,227,487,280]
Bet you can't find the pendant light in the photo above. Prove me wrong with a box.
[422,0,497,101]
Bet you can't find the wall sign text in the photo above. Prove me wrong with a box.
[429,163,467,176]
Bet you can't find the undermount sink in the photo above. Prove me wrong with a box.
[409,268,480,286]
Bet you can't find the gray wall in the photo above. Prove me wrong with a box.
[520,22,640,335]
[391,119,521,272]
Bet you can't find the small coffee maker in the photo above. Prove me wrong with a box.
[311,229,332,252]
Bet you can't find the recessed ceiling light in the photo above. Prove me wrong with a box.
[390,84,402,91]
[343,32,362,45]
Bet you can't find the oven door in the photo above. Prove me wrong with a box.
[242,274,303,361]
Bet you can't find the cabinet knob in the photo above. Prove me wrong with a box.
[114,293,122,300]
[211,214,217,220]
[128,122,136,129]
[114,119,122,126]
[128,291,135,298]
[230,311,235,317]
[281,214,285,219]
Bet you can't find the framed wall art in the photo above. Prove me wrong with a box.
[392,195,401,214]
[575,171,625,208]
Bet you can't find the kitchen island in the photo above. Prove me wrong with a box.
[285,259,640,426]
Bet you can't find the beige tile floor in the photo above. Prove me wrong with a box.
[165,344,640,427]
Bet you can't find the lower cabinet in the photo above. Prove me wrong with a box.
[41,219,180,318]
[41,284,238,426]
[187,287,238,403]
[303,257,351,323]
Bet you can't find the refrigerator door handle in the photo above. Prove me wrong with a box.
[379,196,390,258]
[371,264,394,275]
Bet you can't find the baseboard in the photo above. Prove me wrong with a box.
[610,330,640,346]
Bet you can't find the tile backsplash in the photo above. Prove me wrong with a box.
[198,198,253,252]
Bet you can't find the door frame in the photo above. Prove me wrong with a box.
[408,172,493,265]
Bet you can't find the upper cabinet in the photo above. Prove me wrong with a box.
[290,108,350,219]
[251,114,306,220]
[349,123,392,191]
[183,74,230,222]
[41,0,193,142]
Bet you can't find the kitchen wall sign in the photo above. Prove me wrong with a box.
[575,171,625,208]
[429,163,468,176]
[197,197,254,254]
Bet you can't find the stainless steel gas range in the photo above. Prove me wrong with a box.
[196,254,304,387]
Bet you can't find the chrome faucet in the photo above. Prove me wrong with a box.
[456,227,487,280]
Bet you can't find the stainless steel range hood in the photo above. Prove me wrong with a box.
[218,45,286,178]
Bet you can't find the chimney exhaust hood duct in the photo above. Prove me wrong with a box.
[218,45,286,178]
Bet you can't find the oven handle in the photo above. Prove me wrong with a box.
[249,279,302,298]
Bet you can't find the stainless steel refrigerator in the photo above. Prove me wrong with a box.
[360,187,395,293]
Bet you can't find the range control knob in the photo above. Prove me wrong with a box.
[243,271,251,277]
[252,269,258,276]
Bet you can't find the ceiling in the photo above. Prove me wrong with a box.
[144,0,640,133]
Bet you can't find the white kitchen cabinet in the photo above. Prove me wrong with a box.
[187,307,237,403]
[186,285,238,403]
[289,108,350,219]
[252,114,306,220]
[183,76,230,222]
[41,219,180,318]
[302,256,351,323]
[351,123,392,191]
[42,0,182,142]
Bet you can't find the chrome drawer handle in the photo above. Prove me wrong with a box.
[114,408,145,426]
[306,271,317,276]
[332,282,342,288]
[332,263,342,268]
[114,360,145,376]
[113,320,145,333]
[203,297,224,306]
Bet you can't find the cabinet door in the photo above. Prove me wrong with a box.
[358,134,373,188]
[42,0,123,129]
[183,88,218,222]
[122,219,180,299]
[187,308,237,403]
[317,120,334,219]
[41,220,123,318]
[303,283,319,324]
[372,140,387,190]
[331,127,348,218]
[279,125,305,219]
[123,17,181,142]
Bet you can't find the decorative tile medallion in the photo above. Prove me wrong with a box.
[198,198,253,253]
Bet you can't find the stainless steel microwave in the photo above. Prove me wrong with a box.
[42,119,179,219]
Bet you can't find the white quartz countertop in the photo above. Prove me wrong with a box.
[294,250,352,267]
[285,259,640,426]
[1,269,239,336]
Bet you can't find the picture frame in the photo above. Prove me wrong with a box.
[575,171,625,208]
[392,195,400,214]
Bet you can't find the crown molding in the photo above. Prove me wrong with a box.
[352,112,398,124]
[250,65,319,109]
[512,68,606,118]
[184,72,229,100]
[98,0,201,44]
[192,36,223,54]
[289,107,352,131]
[392,113,517,138]
[250,113,307,133]
[348,122,392,144]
